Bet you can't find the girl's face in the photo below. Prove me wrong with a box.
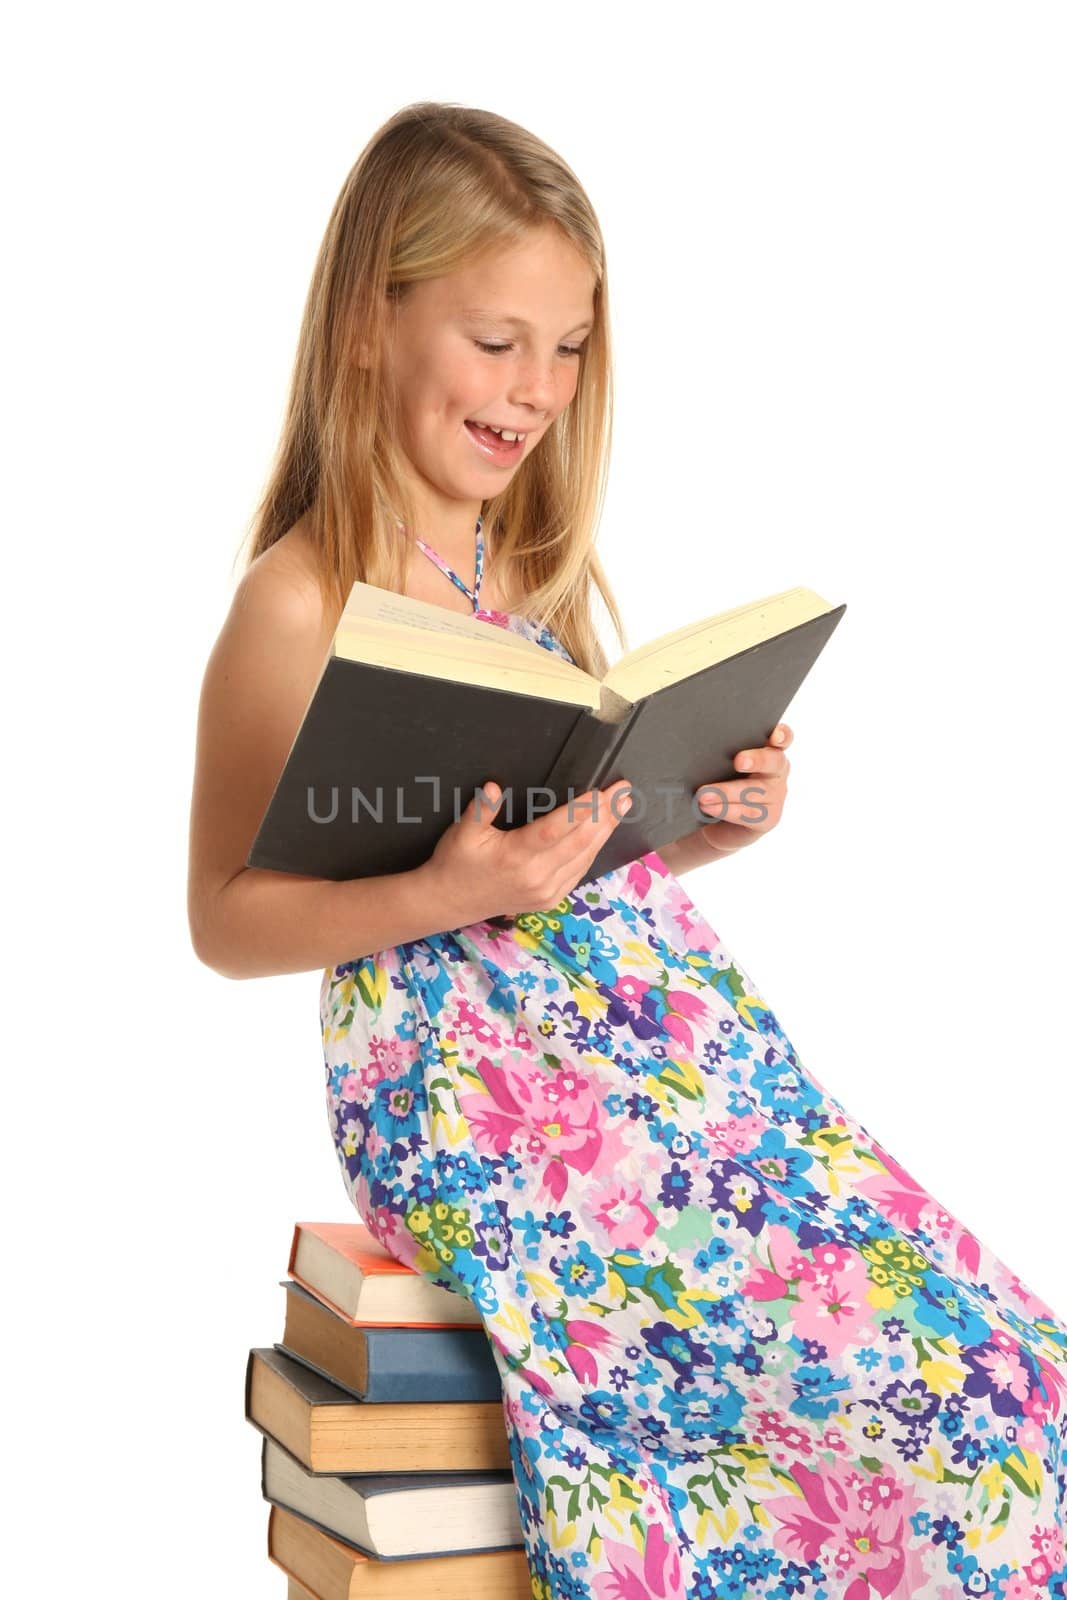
[381,225,597,520]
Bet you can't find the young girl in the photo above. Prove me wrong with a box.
[189,103,1067,1599]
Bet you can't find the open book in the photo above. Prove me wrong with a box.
[247,580,846,891]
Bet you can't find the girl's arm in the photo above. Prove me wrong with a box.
[187,547,468,980]
[654,834,740,877]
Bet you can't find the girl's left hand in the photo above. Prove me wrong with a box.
[693,722,793,853]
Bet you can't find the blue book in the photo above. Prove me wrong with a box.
[278,1279,503,1403]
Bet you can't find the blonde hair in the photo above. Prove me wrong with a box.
[237,101,628,676]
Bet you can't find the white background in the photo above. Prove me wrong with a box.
[7,4,1065,1594]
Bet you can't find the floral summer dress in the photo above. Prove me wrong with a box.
[321,522,1067,1600]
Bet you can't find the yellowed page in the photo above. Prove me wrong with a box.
[333,583,600,707]
[604,587,834,703]
[340,581,556,651]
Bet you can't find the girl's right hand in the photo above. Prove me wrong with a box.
[422,778,634,924]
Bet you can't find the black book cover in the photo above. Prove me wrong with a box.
[247,604,845,889]
[571,606,846,886]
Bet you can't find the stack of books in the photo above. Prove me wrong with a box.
[245,1221,532,1598]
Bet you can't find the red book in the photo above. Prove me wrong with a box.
[288,1222,481,1329]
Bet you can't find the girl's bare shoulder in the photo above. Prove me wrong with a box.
[236,517,332,633]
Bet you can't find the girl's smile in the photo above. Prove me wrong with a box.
[462,417,528,465]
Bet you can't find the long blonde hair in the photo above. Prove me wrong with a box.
[237,101,627,676]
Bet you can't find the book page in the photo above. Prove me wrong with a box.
[604,587,834,702]
[340,581,554,658]
[334,582,601,707]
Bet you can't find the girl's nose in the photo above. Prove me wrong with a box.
[509,359,558,417]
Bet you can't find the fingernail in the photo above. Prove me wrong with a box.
[618,795,632,815]
[736,756,752,770]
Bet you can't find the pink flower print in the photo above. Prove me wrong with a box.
[1002,1578,1043,1600]
[662,877,713,946]
[764,1224,811,1283]
[501,1022,536,1053]
[705,1113,767,1156]
[1025,1557,1053,1589]
[562,1318,617,1385]
[860,1138,983,1278]
[763,1459,928,1598]
[742,1223,809,1303]
[790,1246,876,1359]
[367,1206,409,1261]
[1017,1411,1047,1453]
[454,996,502,1046]
[475,607,512,629]
[592,1521,684,1600]
[587,1175,659,1246]
[1024,1527,1065,1590]
[509,1131,547,1168]
[1032,1350,1067,1420]
[856,1139,932,1231]
[1023,1350,1067,1427]
[365,1127,386,1160]
[339,1072,362,1104]
[371,1035,416,1080]
[551,1065,587,1099]
[461,1055,620,1181]
[612,973,654,1024]
[743,1262,793,1302]
[503,1389,541,1440]
[963,1329,1033,1412]
[752,1409,816,1461]
[521,1366,555,1400]
[623,853,658,901]
[1032,1523,1066,1570]
[661,986,712,1052]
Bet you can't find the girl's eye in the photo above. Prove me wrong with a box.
[474,340,584,358]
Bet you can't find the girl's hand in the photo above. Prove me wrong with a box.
[692,722,794,855]
[421,778,634,924]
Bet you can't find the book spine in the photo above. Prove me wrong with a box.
[540,706,638,814]
[362,1329,502,1404]
[244,1347,257,1423]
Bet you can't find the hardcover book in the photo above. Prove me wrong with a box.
[277,1279,502,1403]
[245,1347,511,1473]
[288,1221,482,1328]
[260,1434,522,1560]
[247,580,846,887]
[268,1504,532,1599]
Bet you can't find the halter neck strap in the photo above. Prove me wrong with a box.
[410,516,485,611]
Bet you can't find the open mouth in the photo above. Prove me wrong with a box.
[464,419,526,462]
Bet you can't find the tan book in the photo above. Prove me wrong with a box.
[246,1347,511,1474]
[269,1505,532,1600]
[288,1579,320,1600]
